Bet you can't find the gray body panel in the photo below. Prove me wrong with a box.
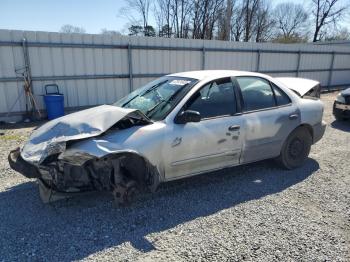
[240,105,301,163]
[163,114,244,180]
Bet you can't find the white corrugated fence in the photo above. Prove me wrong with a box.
[0,29,350,120]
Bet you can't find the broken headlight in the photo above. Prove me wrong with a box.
[336,93,345,104]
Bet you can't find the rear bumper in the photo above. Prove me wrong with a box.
[8,148,41,178]
[312,121,326,144]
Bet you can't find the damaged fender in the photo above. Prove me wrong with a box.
[12,105,163,203]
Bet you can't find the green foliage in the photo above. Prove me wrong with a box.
[128,25,156,37]
[159,24,172,37]
[144,25,156,37]
[272,35,308,44]
[128,25,143,36]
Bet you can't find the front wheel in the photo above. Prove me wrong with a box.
[333,102,344,121]
[334,112,344,121]
[277,127,312,170]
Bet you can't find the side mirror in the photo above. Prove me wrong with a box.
[175,110,201,124]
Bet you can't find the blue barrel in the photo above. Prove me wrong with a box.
[43,84,64,120]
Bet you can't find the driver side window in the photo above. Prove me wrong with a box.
[185,78,237,119]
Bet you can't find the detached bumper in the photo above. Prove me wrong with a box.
[8,148,41,178]
[312,121,326,144]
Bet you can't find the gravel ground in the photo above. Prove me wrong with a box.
[0,92,349,261]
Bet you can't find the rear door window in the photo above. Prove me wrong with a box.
[236,77,276,111]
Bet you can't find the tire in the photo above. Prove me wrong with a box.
[334,113,344,121]
[333,102,344,121]
[123,180,139,204]
[277,127,312,170]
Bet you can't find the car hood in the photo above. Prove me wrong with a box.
[275,77,320,97]
[340,88,350,96]
[21,105,151,165]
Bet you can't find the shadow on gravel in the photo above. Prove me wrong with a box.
[331,120,350,132]
[0,158,319,261]
[0,120,45,130]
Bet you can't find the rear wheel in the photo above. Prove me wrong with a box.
[277,127,312,170]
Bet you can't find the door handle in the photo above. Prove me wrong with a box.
[228,125,240,131]
[289,114,299,120]
[171,137,182,147]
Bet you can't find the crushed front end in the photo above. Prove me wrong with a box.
[333,89,350,120]
[8,105,159,204]
[9,145,157,204]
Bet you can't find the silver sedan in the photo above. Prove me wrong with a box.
[9,70,326,204]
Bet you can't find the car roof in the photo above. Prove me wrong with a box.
[168,70,270,82]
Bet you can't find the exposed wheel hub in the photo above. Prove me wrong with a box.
[112,180,138,205]
[289,138,303,159]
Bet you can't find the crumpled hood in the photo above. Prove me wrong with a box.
[21,105,151,165]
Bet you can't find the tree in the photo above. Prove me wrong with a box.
[311,0,348,42]
[158,24,173,37]
[230,0,274,42]
[274,3,308,39]
[231,1,245,41]
[59,24,86,34]
[192,0,224,39]
[325,27,350,40]
[170,0,193,38]
[217,0,234,40]
[144,25,156,36]
[242,0,260,41]
[272,35,308,44]
[122,0,151,30]
[100,29,122,36]
[254,0,275,42]
[155,0,172,37]
[128,25,143,36]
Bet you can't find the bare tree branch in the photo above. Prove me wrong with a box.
[59,24,86,34]
[274,3,308,39]
[311,0,348,42]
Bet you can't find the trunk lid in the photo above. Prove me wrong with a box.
[275,77,321,98]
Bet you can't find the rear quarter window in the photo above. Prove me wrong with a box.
[271,84,291,106]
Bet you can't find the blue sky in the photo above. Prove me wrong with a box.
[0,0,348,34]
[1,0,128,33]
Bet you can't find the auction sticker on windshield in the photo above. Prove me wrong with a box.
[169,79,191,85]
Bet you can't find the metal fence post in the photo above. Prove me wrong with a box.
[327,52,335,91]
[128,43,133,92]
[256,50,261,72]
[296,50,301,77]
[202,46,206,70]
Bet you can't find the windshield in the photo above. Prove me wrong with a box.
[114,76,197,121]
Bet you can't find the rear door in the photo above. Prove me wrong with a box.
[234,76,300,163]
[164,77,244,180]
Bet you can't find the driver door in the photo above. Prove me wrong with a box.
[164,77,244,180]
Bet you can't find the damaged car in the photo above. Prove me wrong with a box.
[333,88,350,121]
[9,70,326,204]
